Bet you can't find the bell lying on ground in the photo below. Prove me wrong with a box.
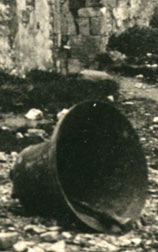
[10,100,148,233]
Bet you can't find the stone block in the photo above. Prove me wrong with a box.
[90,14,112,35]
[68,13,77,35]
[90,16,102,35]
[88,57,100,69]
[86,0,117,8]
[99,0,117,8]
[100,35,108,52]
[85,0,100,7]
[70,35,102,58]
[77,17,90,35]
[67,58,83,74]
[78,7,102,17]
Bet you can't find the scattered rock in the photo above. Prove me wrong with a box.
[79,69,113,81]
[27,247,44,252]
[25,108,43,120]
[147,53,152,57]
[88,238,119,251]
[25,128,47,139]
[38,241,66,252]
[16,132,24,139]
[0,232,18,250]
[24,224,46,234]
[0,152,7,162]
[57,109,69,121]
[10,152,18,162]
[136,74,144,79]
[40,231,61,242]
[13,241,35,252]
[131,237,142,246]
[135,83,143,89]
[153,116,158,123]
[49,240,66,252]
[123,101,134,105]
[47,226,61,232]
[107,95,114,102]
[140,137,146,142]
[62,232,72,239]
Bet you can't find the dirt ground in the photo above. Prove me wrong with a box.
[0,70,158,251]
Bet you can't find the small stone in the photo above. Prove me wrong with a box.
[147,53,152,57]
[49,240,66,252]
[131,237,142,246]
[8,227,16,231]
[0,232,18,250]
[47,226,61,232]
[135,83,143,88]
[13,241,35,252]
[57,109,69,121]
[113,233,132,247]
[0,152,7,162]
[11,152,18,161]
[140,137,146,142]
[62,231,72,239]
[40,231,61,242]
[25,108,43,120]
[124,101,134,105]
[107,95,114,102]
[24,224,46,234]
[152,64,158,68]
[25,128,47,139]
[27,247,44,252]
[153,117,158,123]
[79,69,113,81]
[38,241,66,252]
[16,132,24,139]
[136,74,144,79]
[89,238,118,251]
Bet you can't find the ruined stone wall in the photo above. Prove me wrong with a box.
[60,0,158,74]
[0,0,157,75]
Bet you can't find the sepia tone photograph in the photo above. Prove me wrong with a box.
[0,0,157,251]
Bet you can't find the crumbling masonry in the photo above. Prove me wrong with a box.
[0,0,157,75]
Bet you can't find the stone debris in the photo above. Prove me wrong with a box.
[88,238,119,251]
[107,95,114,102]
[153,116,158,123]
[62,231,72,239]
[38,241,66,252]
[131,237,142,246]
[13,240,35,252]
[40,231,61,242]
[16,132,24,139]
[0,232,18,250]
[47,226,61,232]
[79,69,113,82]
[135,83,143,89]
[27,247,45,252]
[0,152,7,162]
[24,224,46,234]
[25,128,47,139]
[25,108,43,120]
[123,101,134,105]
[136,74,144,79]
